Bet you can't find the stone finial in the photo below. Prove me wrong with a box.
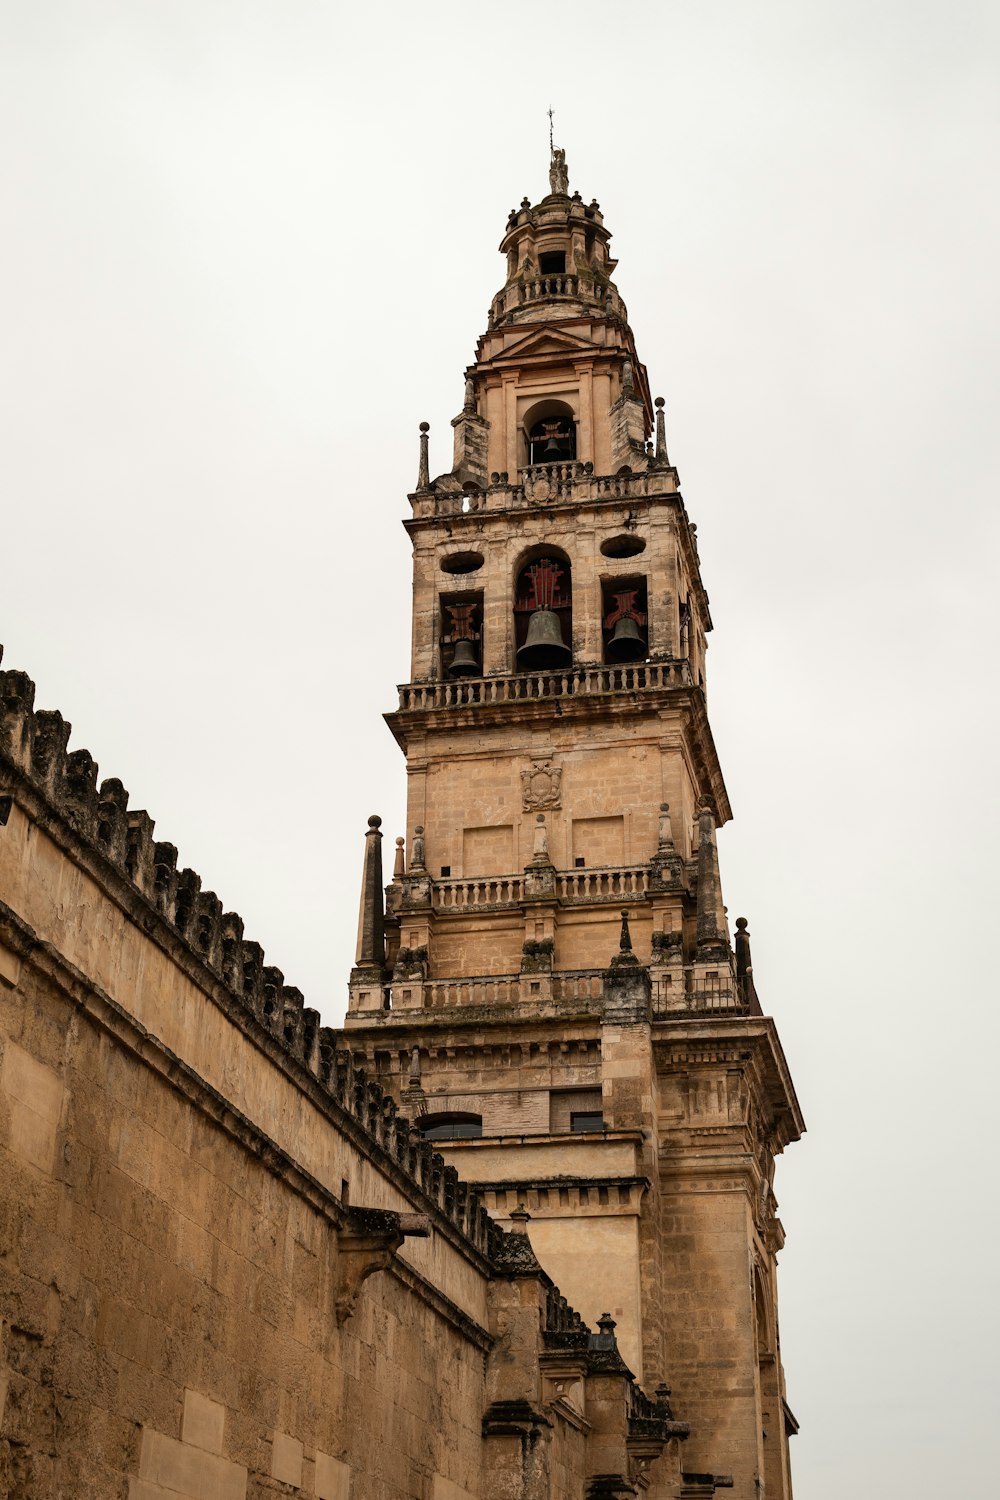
[509,1203,531,1234]
[654,396,669,463]
[417,422,430,490]
[695,800,726,957]
[393,836,405,878]
[463,375,475,412]
[410,824,426,871]
[657,801,674,851]
[532,812,550,863]
[597,1312,617,1337]
[354,815,386,969]
[622,359,635,397]
[619,909,633,953]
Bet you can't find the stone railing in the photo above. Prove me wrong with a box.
[557,865,651,903]
[396,659,690,712]
[520,460,586,492]
[430,866,650,911]
[398,968,606,1011]
[418,462,681,520]
[488,274,627,326]
[433,875,524,910]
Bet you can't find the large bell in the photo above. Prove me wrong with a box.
[605,615,646,663]
[517,609,572,670]
[448,638,480,677]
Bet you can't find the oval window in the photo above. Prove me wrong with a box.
[600,534,647,559]
[441,551,485,575]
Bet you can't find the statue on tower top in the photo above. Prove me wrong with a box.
[549,146,569,195]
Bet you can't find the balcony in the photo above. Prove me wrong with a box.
[356,963,757,1019]
[395,658,691,713]
[488,272,628,328]
[413,461,681,519]
[428,864,652,913]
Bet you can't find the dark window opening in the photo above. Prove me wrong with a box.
[440,866,451,877]
[574,856,586,868]
[570,1112,605,1133]
[601,575,649,664]
[539,250,566,275]
[419,1113,483,1141]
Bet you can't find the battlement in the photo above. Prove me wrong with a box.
[0,651,506,1263]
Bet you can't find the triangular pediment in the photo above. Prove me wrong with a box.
[491,326,602,363]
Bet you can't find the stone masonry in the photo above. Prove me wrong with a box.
[343,152,805,1499]
[0,147,804,1500]
[0,646,701,1499]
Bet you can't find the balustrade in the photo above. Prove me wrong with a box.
[433,875,523,909]
[488,275,627,325]
[556,865,650,902]
[391,968,606,1010]
[397,658,689,712]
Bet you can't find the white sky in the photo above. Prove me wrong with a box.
[3,3,999,1494]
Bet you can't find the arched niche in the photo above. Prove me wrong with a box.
[513,547,573,671]
[522,398,577,466]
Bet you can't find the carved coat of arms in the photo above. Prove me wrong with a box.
[521,760,562,811]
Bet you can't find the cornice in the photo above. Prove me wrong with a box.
[652,1017,805,1143]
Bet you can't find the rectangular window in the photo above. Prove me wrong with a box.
[570,1112,605,1134]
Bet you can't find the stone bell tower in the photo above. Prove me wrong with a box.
[342,149,805,1500]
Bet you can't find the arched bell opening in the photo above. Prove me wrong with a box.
[514,551,572,672]
[601,576,649,663]
[440,591,484,678]
[522,399,577,467]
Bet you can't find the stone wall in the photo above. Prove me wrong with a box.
[0,658,695,1500]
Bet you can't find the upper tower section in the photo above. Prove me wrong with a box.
[400,148,714,719]
[449,147,654,486]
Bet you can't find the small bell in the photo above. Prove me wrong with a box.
[518,609,572,670]
[449,639,480,677]
[605,616,646,663]
[543,434,562,459]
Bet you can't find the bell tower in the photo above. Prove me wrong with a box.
[343,149,804,1500]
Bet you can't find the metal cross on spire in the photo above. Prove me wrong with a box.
[548,106,554,158]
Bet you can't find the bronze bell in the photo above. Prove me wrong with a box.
[449,638,480,677]
[605,615,646,663]
[517,609,572,670]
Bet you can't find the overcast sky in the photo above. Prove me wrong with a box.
[3,3,999,1495]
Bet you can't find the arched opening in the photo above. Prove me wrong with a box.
[439,591,483,678]
[418,1113,483,1141]
[514,550,572,671]
[523,400,577,466]
[602,575,649,663]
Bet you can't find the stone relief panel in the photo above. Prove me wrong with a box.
[521,759,562,811]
